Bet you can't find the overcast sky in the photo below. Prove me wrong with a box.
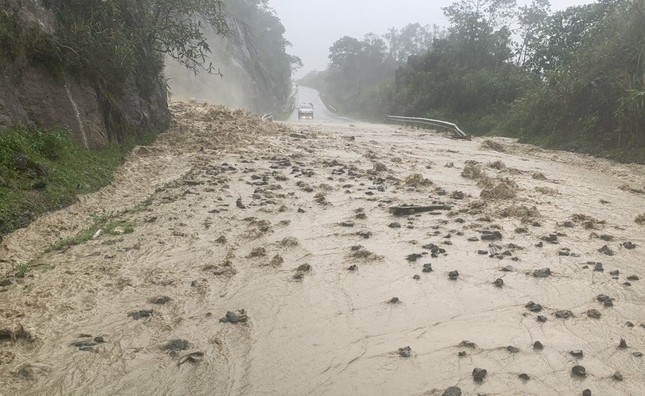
[268,0,596,77]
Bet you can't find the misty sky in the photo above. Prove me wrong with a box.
[268,0,596,77]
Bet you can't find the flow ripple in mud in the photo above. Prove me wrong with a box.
[1,102,644,396]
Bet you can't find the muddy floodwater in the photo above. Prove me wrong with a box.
[1,100,644,396]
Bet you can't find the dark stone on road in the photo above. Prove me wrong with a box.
[612,371,623,381]
[555,310,574,319]
[407,253,423,262]
[570,350,584,358]
[220,309,248,324]
[389,222,401,228]
[501,265,515,272]
[507,345,520,353]
[533,341,544,350]
[627,275,639,281]
[598,245,614,256]
[593,262,604,272]
[163,339,190,352]
[519,373,530,381]
[442,386,462,396]
[572,365,586,377]
[448,270,459,280]
[348,265,358,271]
[413,274,421,280]
[587,309,601,319]
[398,346,411,357]
[526,301,543,312]
[618,338,628,349]
[537,315,547,322]
[472,368,487,381]
[533,268,552,278]
[148,296,172,305]
[128,310,153,320]
[623,242,636,249]
[422,263,433,272]
[493,278,504,288]
[388,297,400,304]
[481,231,502,241]
[583,390,591,396]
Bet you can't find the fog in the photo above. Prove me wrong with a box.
[269,0,596,77]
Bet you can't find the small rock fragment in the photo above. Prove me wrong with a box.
[533,341,544,350]
[587,309,601,319]
[448,270,459,280]
[570,350,584,358]
[518,373,530,381]
[582,389,591,396]
[627,275,639,281]
[526,301,543,312]
[493,278,504,288]
[413,274,421,280]
[507,345,520,353]
[612,371,623,381]
[472,368,487,381]
[572,365,586,377]
[422,263,433,273]
[388,297,400,304]
[618,338,628,349]
[537,315,547,323]
[220,309,248,324]
[398,346,411,357]
[127,310,153,320]
[555,310,574,319]
[348,265,358,271]
[442,386,462,396]
[533,268,551,278]
[148,296,172,305]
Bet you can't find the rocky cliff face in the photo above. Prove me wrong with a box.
[166,12,293,115]
[0,0,170,148]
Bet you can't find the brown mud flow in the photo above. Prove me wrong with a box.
[1,101,644,395]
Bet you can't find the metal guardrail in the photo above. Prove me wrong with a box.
[386,115,468,139]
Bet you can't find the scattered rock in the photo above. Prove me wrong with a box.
[507,345,520,353]
[623,241,636,249]
[460,340,477,348]
[598,245,614,256]
[458,351,468,357]
[583,389,591,396]
[248,247,267,258]
[148,296,172,305]
[555,310,574,319]
[127,310,153,320]
[472,368,487,382]
[537,315,547,323]
[526,301,543,312]
[501,265,515,272]
[339,220,355,227]
[388,297,400,304]
[220,309,248,324]
[481,231,503,241]
[389,222,401,229]
[422,263,433,273]
[533,268,552,278]
[587,309,601,319]
[570,350,584,358]
[618,338,628,349]
[633,352,643,357]
[493,278,504,288]
[612,371,623,381]
[406,253,423,262]
[572,365,586,377]
[627,275,639,281]
[448,270,459,280]
[163,339,190,352]
[398,346,412,357]
[442,386,462,396]
[593,262,604,272]
[413,274,421,280]
[518,373,530,381]
[348,265,358,271]
[610,270,619,276]
[533,341,544,350]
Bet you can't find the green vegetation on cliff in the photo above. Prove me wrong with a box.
[307,0,645,163]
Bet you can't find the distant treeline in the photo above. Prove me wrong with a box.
[300,0,645,162]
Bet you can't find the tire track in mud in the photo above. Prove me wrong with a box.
[1,103,644,395]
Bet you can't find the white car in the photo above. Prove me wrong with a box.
[297,103,314,120]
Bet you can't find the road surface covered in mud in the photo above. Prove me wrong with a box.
[1,99,644,396]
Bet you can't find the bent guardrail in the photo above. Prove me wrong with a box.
[386,115,468,139]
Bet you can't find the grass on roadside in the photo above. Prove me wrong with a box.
[0,124,154,238]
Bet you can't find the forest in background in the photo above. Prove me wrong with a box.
[300,0,645,162]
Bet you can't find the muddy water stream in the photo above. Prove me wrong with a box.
[1,102,644,395]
